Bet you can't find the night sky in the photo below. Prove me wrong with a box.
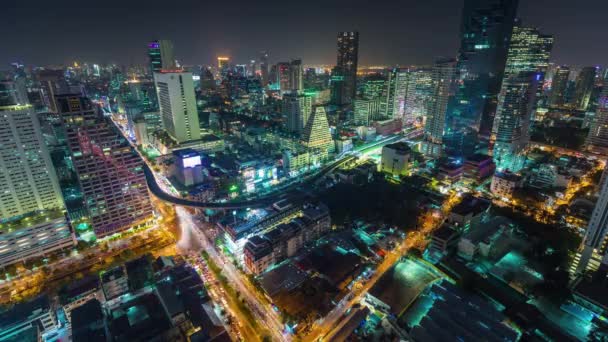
[2,0,607,68]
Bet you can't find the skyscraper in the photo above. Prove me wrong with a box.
[301,106,333,154]
[493,72,540,171]
[259,51,269,86]
[0,86,73,267]
[148,40,176,73]
[336,31,359,105]
[283,92,312,134]
[276,62,291,93]
[380,68,409,120]
[574,166,608,274]
[573,66,597,111]
[153,71,201,143]
[549,66,570,107]
[586,87,608,153]
[404,68,433,124]
[445,0,519,155]
[38,69,69,113]
[289,59,304,92]
[492,23,553,136]
[57,94,153,237]
[421,59,457,157]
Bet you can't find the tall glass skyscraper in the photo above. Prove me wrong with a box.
[573,66,598,111]
[445,0,519,156]
[57,94,154,237]
[336,31,359,105]
[549,66,570,107]
[493,72,540,171]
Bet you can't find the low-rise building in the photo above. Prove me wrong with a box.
[100,266,129,300]
[244,203,330,274]
[457,217,512,261]
[380,142,411,177]
[59,275,105,323]
[463,153,496,184]
[170,148,204,187]
[447,195,491,232]
[437,161,463,184]
[0,295,57,341]
[491,171,523,199]
[429,224,461,256]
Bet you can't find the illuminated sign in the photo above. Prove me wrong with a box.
[182,155,201,168]
[192,75,200,81]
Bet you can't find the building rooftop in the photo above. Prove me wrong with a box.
[0,208,65,232]
[59,275,100,305]
[494,171,522,182]
[259,261,308,297]
[101,266,126,284]
[107,292,172,342]
[466,153,493,163]
[432,224,459,241]
[71,299,106,342]
[451,194,491,217]
[0,295,51,329]
[462,216,512,245]
[384,142,411,154]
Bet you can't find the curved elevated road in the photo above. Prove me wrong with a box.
[144,155,356,209]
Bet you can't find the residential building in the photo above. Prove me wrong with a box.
[490,171,523,198]
[154,71,201,143]
[57,94,153,237]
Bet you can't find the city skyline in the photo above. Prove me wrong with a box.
[2,0,607,67]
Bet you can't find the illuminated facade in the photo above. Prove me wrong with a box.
[289,59,304,92]
[404,68,433,124]
[493,72,539,171]
[336,31,359,104]
[587,87,608,152]
[421,58,457,157]
[57,95,153,237]
[354,98,381,126]
[380,142,411,177]
[154,71,201,143]
[549,66,570,107]
[0,98,73,267]
[573,66,597,111]
[445,0,519,154]
[283,92,312,134]
[301,106,333,154]
[148,40,175,73]
[492,23,553,136]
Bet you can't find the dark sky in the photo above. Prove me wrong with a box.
[2,0,607,68]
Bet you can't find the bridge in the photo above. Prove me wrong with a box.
[144,155,357,209]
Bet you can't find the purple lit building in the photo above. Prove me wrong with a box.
[56,94,154,237]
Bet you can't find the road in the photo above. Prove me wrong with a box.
[175,206,289,341]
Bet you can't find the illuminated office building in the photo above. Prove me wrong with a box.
[574,66,597,111]
[549,66,570,107]
[404,68,433,124]
[154,71,201,143]
[301,106,333,154]
[445,0,519,155]
[492,23,553,136]
[148,40,175,73]
[336,31,359,104]
[57,94,153,237]
[380,68,409,120]
[260,51,269,85]
[276,62,291,93]
[421,58,457,157]
[0,87,73,267]
[587,87,608,153]
[493,72,539,171]
[289,59,304,92]
[354,98,381,126]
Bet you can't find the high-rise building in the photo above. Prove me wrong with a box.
[549,66,570,107]
[301,106,333,154]
[421,59,457,157]
[587,87,608,152]
[354,98,381,126]
[148,40,176,73]
[330,67,345,106]
[336,31,359,105]
[283,92,313,134]
[153,71,201,143]
[0,88,73,267]
[574,166,608,274]
[217,56,230,70]
[38,69,69,113]
[445,0,519,154]
[276,62,291,93]
[56,94,154,237]
[404,68,433,124]
[289,59,304,92]
[492,23,553,136]
[493,72,540,171]
[259,51,269,85]
[379,69,409,120]
[573,66,597,111]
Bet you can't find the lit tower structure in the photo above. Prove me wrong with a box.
[259,51,269,85]
[587,87,608,153]
[289,59,304,92]
[549,66,570,107]
[153,71,201,144]
[56,94,154,237]
[445,0,519,155]
[301,106,333,158]
[573,66,597,111]
[217,56,230,78]
[491,23,553,138]
[492,72,540,171]
[574,166,608,274]
[0,82,74,267]
[283,92,312,134]
[421,58,457,157]
[336,31,359,105]
[148,40,175,73]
